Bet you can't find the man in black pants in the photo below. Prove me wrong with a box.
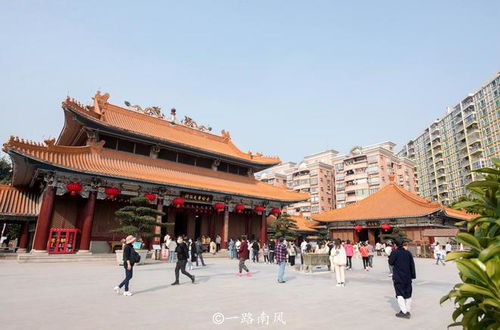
[268,240,275,264]
[171,236,195,285]
[389,238,416,319]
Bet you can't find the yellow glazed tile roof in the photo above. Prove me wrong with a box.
[312,182,477,222]
[62,95,281,165]
[0,184,40,217]
[3,137,308,203]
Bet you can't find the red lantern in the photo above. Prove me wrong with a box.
[214,202,225,212]
[66,182,82,196]
[381,224,392,232]
[271,207,281,217]
[254,205,265,215]
[172,197,185,208]
[235,204,245,213]
[354,225,363,232]
[144,193,157,202]
[104,187,120,200]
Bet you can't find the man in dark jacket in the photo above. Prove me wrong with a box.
[388,238,416,319]
[171,236,195,285]
[195,238,206,267]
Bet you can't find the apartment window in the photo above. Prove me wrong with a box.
[335,163,344,170]
[367,165,379,174]
[310,178,318,185]
[367,155,378,163]
[369,188,378,195]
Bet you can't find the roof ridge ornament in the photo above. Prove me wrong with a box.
[93,91,110,115]
[181,115,212,132]
[124,100,164,119]
[221,129,231,141]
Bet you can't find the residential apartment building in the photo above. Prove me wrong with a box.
[255,150,337,217]
[399,72,500,204]
[332,142,415,209]
[256,142,415,215]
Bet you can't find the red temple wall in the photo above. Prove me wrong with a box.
[91,200,123,241]
[51,197,79,229]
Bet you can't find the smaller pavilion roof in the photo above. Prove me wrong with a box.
[0,185,40,219]
[313,175,477,222]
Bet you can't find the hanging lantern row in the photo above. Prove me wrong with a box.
[104,187,120,200]
[234,204,246,213]
[66,182,82,196]
[172,197,185,208]
[144,193,157,202]
[354,225,363,232]
[254,205,265,215]
[381,224,392,232]
[214,202,225,212]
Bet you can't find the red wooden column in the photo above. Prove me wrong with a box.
[152,199,163,246]
[221,207,229,249]
[17,222,29,252]
[260,212,267,245]
[78,191,96,252]
[32,186,56,252]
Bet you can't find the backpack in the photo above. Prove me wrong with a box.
[252,242,259,250]
[131,249,141,264]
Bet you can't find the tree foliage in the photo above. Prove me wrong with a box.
[380,226,411,244]
[440,158,500,329]
[450,195,484,214]
[111,197,167,241]
[272,214,299,241]
[0,156,12,184]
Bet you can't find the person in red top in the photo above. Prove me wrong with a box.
[237,236,251,277]
[359,243,370,271]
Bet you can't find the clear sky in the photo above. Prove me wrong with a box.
[1,1,499,163]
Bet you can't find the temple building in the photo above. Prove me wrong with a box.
[1,92,307,254]
[312,174,475,244]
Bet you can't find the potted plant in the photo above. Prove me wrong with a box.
[111,196,167,265]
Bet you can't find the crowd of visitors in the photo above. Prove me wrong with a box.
[114,234,419,320]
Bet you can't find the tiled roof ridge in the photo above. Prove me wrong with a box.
[0,184,40,216]
[390,182,442,209]
[63,95,280,163]
[3,137,307,202]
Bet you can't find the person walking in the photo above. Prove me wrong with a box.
[288,242,297,266]
[331,239,347,287]
[445,242,452,255]
[375,241,382,256]
[389,239,416,319]
[360,243,370,271]
[367,241,375,268]
[263,243,270,263]
[114,235,137,296]
[210,239,217,255]
[171,236,195,285]
[251,240,260,263]
[385,241,394,276]
[215,234,222,252]
[434,245,446,266]
[187,238,196,271]
[168,237,177,263]
[268,239,276,264]
[344,240,354,270]
[300,240,307,265]
[237,236,251,277]
[275,237,288,283]
[195,238,206,267]
[228,238,235,259]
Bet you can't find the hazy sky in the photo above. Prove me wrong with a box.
[1,1,499,163]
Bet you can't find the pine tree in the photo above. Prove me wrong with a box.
[272,214,299,241]
[0,156,12,184]
[112,196,167,241]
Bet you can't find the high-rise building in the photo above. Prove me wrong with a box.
[332,142,415,209]
[399,72,500,204]
[256,142,415,216]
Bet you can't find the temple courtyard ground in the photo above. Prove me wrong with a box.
[0,255,458,330]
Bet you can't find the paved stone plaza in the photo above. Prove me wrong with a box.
[0,255,458,330]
